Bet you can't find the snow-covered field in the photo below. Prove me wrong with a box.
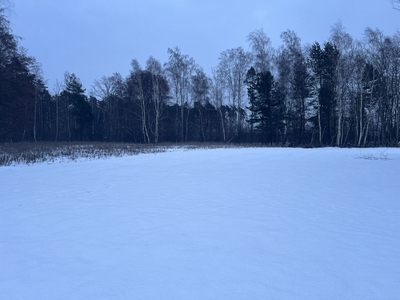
[1,147,399,300]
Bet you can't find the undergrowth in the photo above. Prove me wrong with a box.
[0,142,252,167]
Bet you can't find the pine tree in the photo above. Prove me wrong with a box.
[62,73,93,140]
[246,67,284,144]
[309,42,339,145]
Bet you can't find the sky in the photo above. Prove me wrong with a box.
[9,0,400,93]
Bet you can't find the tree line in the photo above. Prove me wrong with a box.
[1,5,400,146]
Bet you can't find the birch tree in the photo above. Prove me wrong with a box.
[218,47,252,139]
[281,30,312,144]
[191,66,211,141]
[52,79,64,142]
[330,22,354,146]
[391,31,400,144]
[276,30,305,142]
[247,28,273,73]
[210,67,226,141]
[130,59,150,143]
[165,47,195,142]
[146,56,169,143]
[364,28,398,145]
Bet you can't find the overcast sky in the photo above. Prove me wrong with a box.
[10,0,399,92]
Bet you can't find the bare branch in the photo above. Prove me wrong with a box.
[391,0,400,10]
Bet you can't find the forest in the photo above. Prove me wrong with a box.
[1,5,400,147]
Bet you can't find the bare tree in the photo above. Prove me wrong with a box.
[91,73,125,141]
[211,67,226,141]
[278,30,310,144]
[165,47,195,142]
[330,22,354,146]
[351,45,373,147]
[91,75,121,100]
[130,59,150,143]
[364,27,399,145]
[146,56,169,143]
[53,79,64,142]
[218,47,252,139]
[247,28,274,73]
[391,0,400,10]
[191,66,211,141]
[392,31,400,144]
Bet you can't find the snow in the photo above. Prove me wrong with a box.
[1,147,399,299]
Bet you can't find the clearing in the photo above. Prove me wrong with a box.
[0,147,399,299]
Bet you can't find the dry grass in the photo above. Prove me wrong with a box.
[0,142,259,167]
[354,149,391,161]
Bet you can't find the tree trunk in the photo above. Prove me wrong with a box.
[336,96,342,146]
[141,99,150,143]
[218,107,226,142]
[357,91,363,147]
[33,89,37,142]
[318,101,322,145]
[55,97,59,142]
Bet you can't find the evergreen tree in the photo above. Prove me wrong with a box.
[246,67,284,144]
[61,73,93,140]
[309,42,339,145]
[0,7,40,142]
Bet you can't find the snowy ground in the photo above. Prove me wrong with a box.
[1,147,399,300]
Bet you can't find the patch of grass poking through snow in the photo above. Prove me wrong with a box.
[0,142,170,166]
[355,149,391,161]
[0,142,258,166]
